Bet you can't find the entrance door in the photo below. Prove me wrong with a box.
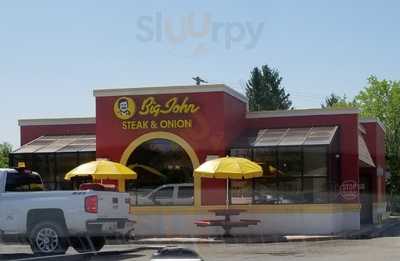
[126,138,194,206]
[360,175,373,224]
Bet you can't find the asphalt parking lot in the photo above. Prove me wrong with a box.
[3,236,400,261]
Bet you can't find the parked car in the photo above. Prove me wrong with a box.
[151,247,203,261]
[253,191,296,204]
[134,183,194,205]
[0,168,135,255]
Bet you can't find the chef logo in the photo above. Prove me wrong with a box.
[114,97,136,120]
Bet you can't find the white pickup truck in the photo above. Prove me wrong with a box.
[0,168,135,255]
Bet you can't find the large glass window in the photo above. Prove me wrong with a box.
[31,154,53,190]
[278,147,302,177]
[254,178,278,204]
[278,177,304,203]
[253,148,278,177]
[230,144,332,205]
[231,180,252,204]
[230,148,252,159]
[65,152,96,190]
[303,178,328,203]
[56,153,80,190]
[127,139,194,206]
[303,146,327,177]
[9,152,96,190]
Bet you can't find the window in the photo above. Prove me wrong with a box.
[253,148,278,176]
[153,187,174,199]
[148,187,175,206]
[127,139,194,206]
[11,151,96,190]
[134,186,175,206]
[303,178,328,203]
[5,172,44,192]
[177,186,194,205]
[254,178,278,204]
[278,177,304,203]
[230,148,252,158]
[303,146,327,176]
[55,152,96,190]
[278,146,302,177]
[31,154,52,190]
[230,144,332,205]
[231,180,252,204]
[177,186,194,199]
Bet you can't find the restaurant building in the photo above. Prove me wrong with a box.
[11,84,387,236]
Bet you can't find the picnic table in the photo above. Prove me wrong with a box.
[195,209,261,237]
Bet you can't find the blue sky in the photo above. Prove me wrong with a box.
[1,0,399,147]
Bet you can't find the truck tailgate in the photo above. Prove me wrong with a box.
[97,192,131,219]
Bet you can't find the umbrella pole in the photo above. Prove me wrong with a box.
[226,179,229,209]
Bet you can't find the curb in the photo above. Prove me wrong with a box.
[14,253,93,261]
[284,235,342,242]
[130,235,342,245]
[12,246,165,261]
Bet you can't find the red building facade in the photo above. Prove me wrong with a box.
[15,84,387,235]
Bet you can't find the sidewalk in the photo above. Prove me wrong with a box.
[128,217,400,245]
[341,216,400,239]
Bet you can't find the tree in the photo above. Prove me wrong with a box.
[0,142,12,168]
[354,75,400,199]
[321,93,357,109]
[245,65,292,111]
[321,93,340,108]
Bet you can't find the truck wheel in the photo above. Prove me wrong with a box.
[29,221,69,255]
[71,237,105,253]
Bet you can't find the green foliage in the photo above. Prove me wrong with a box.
[0,142,12,168]
[322,93,358,109]
[246,65,292,111]
[323,76,400,203]
[354,75,400,196]
[321,93,340,108]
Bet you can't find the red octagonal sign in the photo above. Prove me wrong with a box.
[339,180,359,201]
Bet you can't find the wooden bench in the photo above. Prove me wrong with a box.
[210,209,245,216]
[195,209,261,236]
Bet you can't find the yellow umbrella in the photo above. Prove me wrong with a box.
[65,160,137,191]
[194,156,263,207]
